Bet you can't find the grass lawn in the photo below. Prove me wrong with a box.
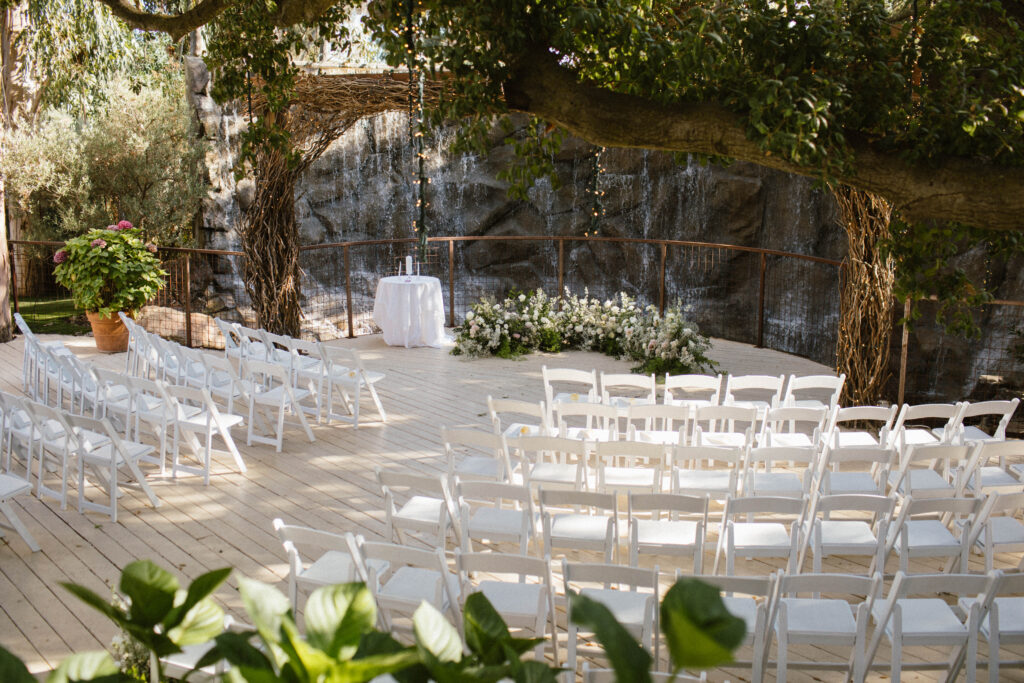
[14,297,91,335]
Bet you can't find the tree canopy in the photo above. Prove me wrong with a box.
[95,0,1024,231]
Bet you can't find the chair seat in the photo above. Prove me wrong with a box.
[749,472,804,496]
[634,519,699,548]
[529,463,579,487]
[468,508,532,539]
[833,431,880,448]
[976,516,1024,550]
[602,467,658,491]
[454,456,504,480]
[0,473,32,499]
[779,598,858,640]
[606,396,655,412]
[181,411,245,430]
[666,398,713,410]
[961,426,998,443]
[553,392,597,406]
[890,469,955,497]
[632,430,682,446]
[959,596,1024,639]
[564,427,615,442]
[253,385,311,405]
[479,581,545,620]
[895,520,960,555]
[674,469,733,494]
[902,428,941,446]
[697,432,747,448]
[328,367,384,385]
[579,587,652,630]
[502,423,551,439]
[766,433,815,449]
[874,599,967,643]
[824,471,881,495]
[722,596,758,642]
[966,466,1020,492]
[395,496,444,525]
[300,550,389,586]
[815,520,879,553]
[549,514,612,543]
[378,567,451,607]
[732,522,792,551]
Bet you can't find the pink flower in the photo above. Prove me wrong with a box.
[53,250,67,264]
[146,243,158,253]
[512,333,521,339]
[107,224,118,231]
[117,220,133,230]
[90,238,107,248]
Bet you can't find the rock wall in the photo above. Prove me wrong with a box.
[184,56,1022,402]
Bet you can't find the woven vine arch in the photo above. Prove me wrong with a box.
[238,70,447,336]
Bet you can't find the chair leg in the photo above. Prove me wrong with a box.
[0,500,40,552]
[368,383,387,421]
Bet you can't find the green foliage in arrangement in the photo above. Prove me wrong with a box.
[453,289,717,376]
[1,74,207,246]
[52,223,167,317]
[0,559,744,682]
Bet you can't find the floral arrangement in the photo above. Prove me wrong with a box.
[452,288,717,375]
[53,221,167,317]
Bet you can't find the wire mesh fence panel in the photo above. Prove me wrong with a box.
[449,237,559,323]
[9,241,89,335]
[898,300,1024,404]
[762,256,841,367]
[665,245,762,346]
[560,238,659,307]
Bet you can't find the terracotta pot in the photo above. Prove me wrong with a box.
[86,311,130,353]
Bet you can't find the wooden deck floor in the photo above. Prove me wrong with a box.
[0,333,1020,681]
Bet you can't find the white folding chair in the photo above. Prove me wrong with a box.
[627,492,708,572]
[966,491,1024,572]
[690,404,758,448]
[509,435,590,492]
[743,445,819,498]
[768,572,880,683]
[828,404,898,449]
[554,401,620,443]
[0,391,38,483]
[442,427,513,483]
[539,488,617,562]
[593,440,668,495]
[214,318,246,363]
[798,493,894,574]
[348,534,461,633]
[241,358,315,452]
[563,560,659,670]
[960,439,1024,495]
[14,312,74,400]
[958,570,1024,682]
[0,472,40,552]
[883,495,981,573]
[486,396,552,439]
[625,403,690,446]
[672,444,744,501]
[715,495,806,575]
[782,373,846,410]
[456,550,557,663]
[65,412,160,523]
[888,402,967,450]
[195,353,253,418]
[662,373,723,409]
[684,573,775,681]
[455,479,536,554]
[164,383,246,484]
[376,467,460,548]
[759,406,829,450]
[599,372,656,416]
[318,345,387,427]
[272,518,388,611]
[542,366,599,421]
[887,442,976,500]
[957,399,1019,444]
[22,400,74,507]
[865,571,997,683]
[722,373,786,415]
[813,443,897,497]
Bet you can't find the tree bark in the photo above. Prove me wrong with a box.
[502,49,1024,231]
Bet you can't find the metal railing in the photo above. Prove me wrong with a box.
[9,235,1022,403]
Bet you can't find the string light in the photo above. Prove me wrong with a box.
[583,146,606,237]
[404,0,429,258]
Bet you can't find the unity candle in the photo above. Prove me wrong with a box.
[406,255,413,276]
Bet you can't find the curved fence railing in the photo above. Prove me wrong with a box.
[9,236,1023,403]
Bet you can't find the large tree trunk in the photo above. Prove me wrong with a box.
[0,183,13,342]
[241,144,302,337]
[833,185,895,406]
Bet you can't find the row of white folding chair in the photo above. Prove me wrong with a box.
[13,312,77,402]
[664,372,847,411]
[215,317,387,428]
[886,398,1020,452]
[0,391,160,522]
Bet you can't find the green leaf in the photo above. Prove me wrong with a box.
[198,631,275,673]
[304,582,377,659]
[569,592,651,683]
[413,601,462,664]
[45,651,120,683]
[331,649,423,683]
[238,577,291,646]
[120,560,179,628]
[0,644,36,683]
[462,592,511,664]
[660,579,745,671]
[163,567,231,631]
[59,583,124,626]
[355,632,429,683]
[167,596,225,647]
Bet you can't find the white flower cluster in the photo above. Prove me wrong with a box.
[453,288,715,375]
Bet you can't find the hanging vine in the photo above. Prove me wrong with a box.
[583,145,606,236]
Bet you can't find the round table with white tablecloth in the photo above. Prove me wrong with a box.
[372,275,447,348]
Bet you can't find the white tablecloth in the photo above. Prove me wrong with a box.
[372,275,447,348]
